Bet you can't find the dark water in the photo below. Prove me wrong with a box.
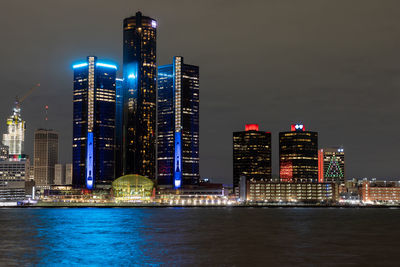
[0,208,399,266]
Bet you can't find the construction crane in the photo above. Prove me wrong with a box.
[15,83,40,109]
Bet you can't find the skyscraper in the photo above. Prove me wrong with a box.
[122,12,157,179]
[279,124,318,183]
[34,129,58,186]
[233,124,272,189]
[2,102,25,158]
[115,78,123,178]
[72,56,116,189]
[157,56,200,188]
[318,147,345,184]
[54,164,66,185]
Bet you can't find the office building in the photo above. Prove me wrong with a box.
[54,164,65,185]
[233,124,271,189]
[122,12,157,179]
[115,78,123,178]
[72,56,117,189]
[157,56,200,188]
[362,180,400,203]
[34,129,59,186]
[65,163,73,185]
[0,156,29,201]
[0,145,9,161]
[318,147,345,184]
[279,124,318,183]
[2,102,25,157]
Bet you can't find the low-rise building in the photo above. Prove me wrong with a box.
[361,180,400,203]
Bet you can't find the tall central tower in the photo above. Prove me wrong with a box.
[122,12,157,179]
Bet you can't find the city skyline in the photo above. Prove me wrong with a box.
[1,1,400,183]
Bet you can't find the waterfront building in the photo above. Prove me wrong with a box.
[112,174,155,202]
[115,78,123,178]
[72,56,117,190]
[122,12,157,179]
[240,179,337,203]
[54,164,65,185]
[0,145,9,161]
[0,156,29,201]
[2,102,25,157]
[157,56,200,188]
[318,147,345,184]
[361,180,400,203]
[34,129,58,186]
[233,124,271,189]
[279,124,318,183]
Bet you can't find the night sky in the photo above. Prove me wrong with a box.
[1,0,399,184]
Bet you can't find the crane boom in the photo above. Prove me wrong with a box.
[19,83,40,104]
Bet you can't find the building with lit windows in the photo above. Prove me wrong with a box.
[157,56,200,188]
[318,147,345,184]
[279,124,318,183]
[2,102,25,157]
[34,129,58,186]
[112,174,155,203]
[115,78,124,178]
[122,12,157,179]
[72,56,117,190]
[0,145,9,161]
[362,180,400,203]
[241,179,337,203]
[233,124,271,189]
[0,156,29,201]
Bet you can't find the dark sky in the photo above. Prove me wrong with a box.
[1,0,400,184]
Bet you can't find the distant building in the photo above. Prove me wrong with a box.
[72,56,117,190]
[34,129,59,186]
[0,156,30,201]
[2,102,25,157]
[65,163,73,185]
[318,147,345,184]
[157,56,200,188]
[233,124,271,189]
[240,179,337,203]
[122,12,157,179]
[361,180,400,203]
[54,164,66,185]
[0,145,9,161]
[279,124,318,183]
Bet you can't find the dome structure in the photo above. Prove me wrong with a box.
[112,174,154,202]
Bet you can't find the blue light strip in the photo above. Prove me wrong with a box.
[96,62,117,69]
[174,132,182,188]
[86,132,94,190]
[73,63,88,69]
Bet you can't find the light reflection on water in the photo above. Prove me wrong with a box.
[0,208,399,266]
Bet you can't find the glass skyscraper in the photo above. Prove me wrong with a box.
[115,78,123,178]
[279,124,318,183]
[122,12,157,179]
[72,56,116,189]
[233,124,272,189]
[157,56,200,188]
[318,147,345,184]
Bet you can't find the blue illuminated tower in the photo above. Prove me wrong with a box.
[72,56,117,189]
[115,78,123,178]
[122,12,157,179]
[157,56,200,188]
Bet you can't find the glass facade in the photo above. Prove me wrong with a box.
[112,174,154,202]
[318,147,345,184]
[279,125,318,183]
[157,57,200,187]
[122,12,157,179]
[33,129,58,186]
[115,78,123,178]
[72,56,116,189]
[233,124,272,189]
[2,103,25,157]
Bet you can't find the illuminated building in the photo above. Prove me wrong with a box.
[2,102,25,157]
[0,156,29,201]
[318,147,345,184]
[157,56,200,188]
[115,78,123,178]
[72,56,117,190]
[241,179,337,203]
[233,124,272,189]
[34,129,59,186]
[54,164,65,185]
[0,145,9,161]
[362,180,400,203]
[122,12,157,179]
[65,163,73,185]
[279,124,318,183]
[112,174,155,202]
